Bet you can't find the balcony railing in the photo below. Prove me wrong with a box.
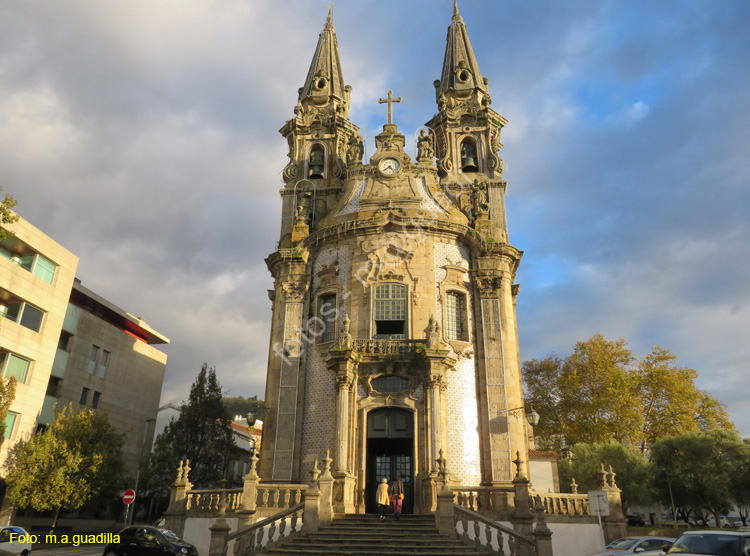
[351,339,422,355]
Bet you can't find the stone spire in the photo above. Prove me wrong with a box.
[297,7,351,116]
[435,0,490,106]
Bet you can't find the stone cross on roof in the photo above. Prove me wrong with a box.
[378,90,402,125]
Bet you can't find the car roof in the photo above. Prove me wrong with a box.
[681,530,750,537]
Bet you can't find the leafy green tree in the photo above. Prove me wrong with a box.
[4,406,124,529]
[52,404,126,507]
[148,364,234,488]
[0,186,19,240]
[0,376,17,450]
[523,336,734,451]
[651,429,745,528]
[524,334,640,450]
[557,442,654,512]
[734,439,750,526]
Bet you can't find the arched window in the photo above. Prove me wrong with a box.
[373,284,407,339]
[460,138,479,172]
[309,145,325,178]
[445,291,467,341]
[316,293,337,343]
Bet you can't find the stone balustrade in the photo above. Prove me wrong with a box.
[186,489,243,514]
[453,486,514,515]
[530,491,590,516]
[351,339,421,355]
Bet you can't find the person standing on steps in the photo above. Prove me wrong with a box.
[377,477,390,520]
[390,474,404,521]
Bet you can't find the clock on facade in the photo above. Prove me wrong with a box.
[378,157,400,176]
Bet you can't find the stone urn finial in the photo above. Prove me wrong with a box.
[570,478,579,494]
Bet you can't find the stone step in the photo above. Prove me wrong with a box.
[262,515,489,556]
[265,549,489,556]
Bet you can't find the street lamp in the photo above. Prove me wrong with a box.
[501,406,541,427]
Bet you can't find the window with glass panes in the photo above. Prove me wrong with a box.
[374,284,407,339]
[97,350,110,378]
[87,345,100,374]
[3,412,17,439]
[2,353,30,383]
[445,291,466,340]
[317,293,337,343]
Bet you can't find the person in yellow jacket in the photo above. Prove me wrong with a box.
[376,477,390,520]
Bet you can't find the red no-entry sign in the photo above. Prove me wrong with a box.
[123,489,136,505]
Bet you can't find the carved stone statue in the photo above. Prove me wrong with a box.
[471,179,489,217]
[347,133,363,164]
[416,129,434,161]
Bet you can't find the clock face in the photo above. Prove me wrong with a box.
[378,157,400,176]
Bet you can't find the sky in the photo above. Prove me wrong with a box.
[1,1,748,434]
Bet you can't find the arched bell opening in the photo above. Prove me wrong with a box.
[308,144,325,179]
[365,407,414,514]
[460,137,479,172]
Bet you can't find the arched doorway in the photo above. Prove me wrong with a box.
[365,407,414,514]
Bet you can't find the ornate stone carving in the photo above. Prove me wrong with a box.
[426,315,440,349]
[282,279,309,302]
[416,129,434,161]
[474,273,501,298]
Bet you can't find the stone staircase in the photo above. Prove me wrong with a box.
[264,514,489,555]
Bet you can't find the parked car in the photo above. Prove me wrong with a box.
[587,536,675,556]
[0,526,32,556]
[665,530,750,555]
[627,514,647,527]
[102,526,198,556]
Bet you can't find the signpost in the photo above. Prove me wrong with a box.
[123,489,136,524]
[589,490,609,545]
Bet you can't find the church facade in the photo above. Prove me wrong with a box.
[259,5,530,516]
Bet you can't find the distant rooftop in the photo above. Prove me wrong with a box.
[71,280,170,345]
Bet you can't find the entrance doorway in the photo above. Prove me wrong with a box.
[365,408,414,514]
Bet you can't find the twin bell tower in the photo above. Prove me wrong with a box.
[260,3,529,516]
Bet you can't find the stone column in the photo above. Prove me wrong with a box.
[302,459,321,533]
[602,465,627,543]
[208,492,231,556]
[334,374,352,473]
[435,468,455,537]
[164,460,191,537]
[237,452,260,530]
[318,451,335,527]
[532,500,554,556]
[512,452,534,538]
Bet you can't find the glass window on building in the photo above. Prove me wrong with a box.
[445,291,467,341]
[317,293,337,343]
[2,353,31,383]
[92,391,101,410]
[18,303,44,332]
[31,255,56,284]
[3,412,17,439]
[97,350,110,379]
[80,387,90,407]
[374,284,407,339]
[87,345,100,374]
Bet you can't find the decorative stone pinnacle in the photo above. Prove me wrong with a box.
[608,465,618,489]
[513,451,525,479]
[249,451,260,480]
[454,0,459,15]
[311,458,321,483]
[323,449,333,476]
[570,478,579,494]
[599,463,608,489]
[378,90,402,125]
